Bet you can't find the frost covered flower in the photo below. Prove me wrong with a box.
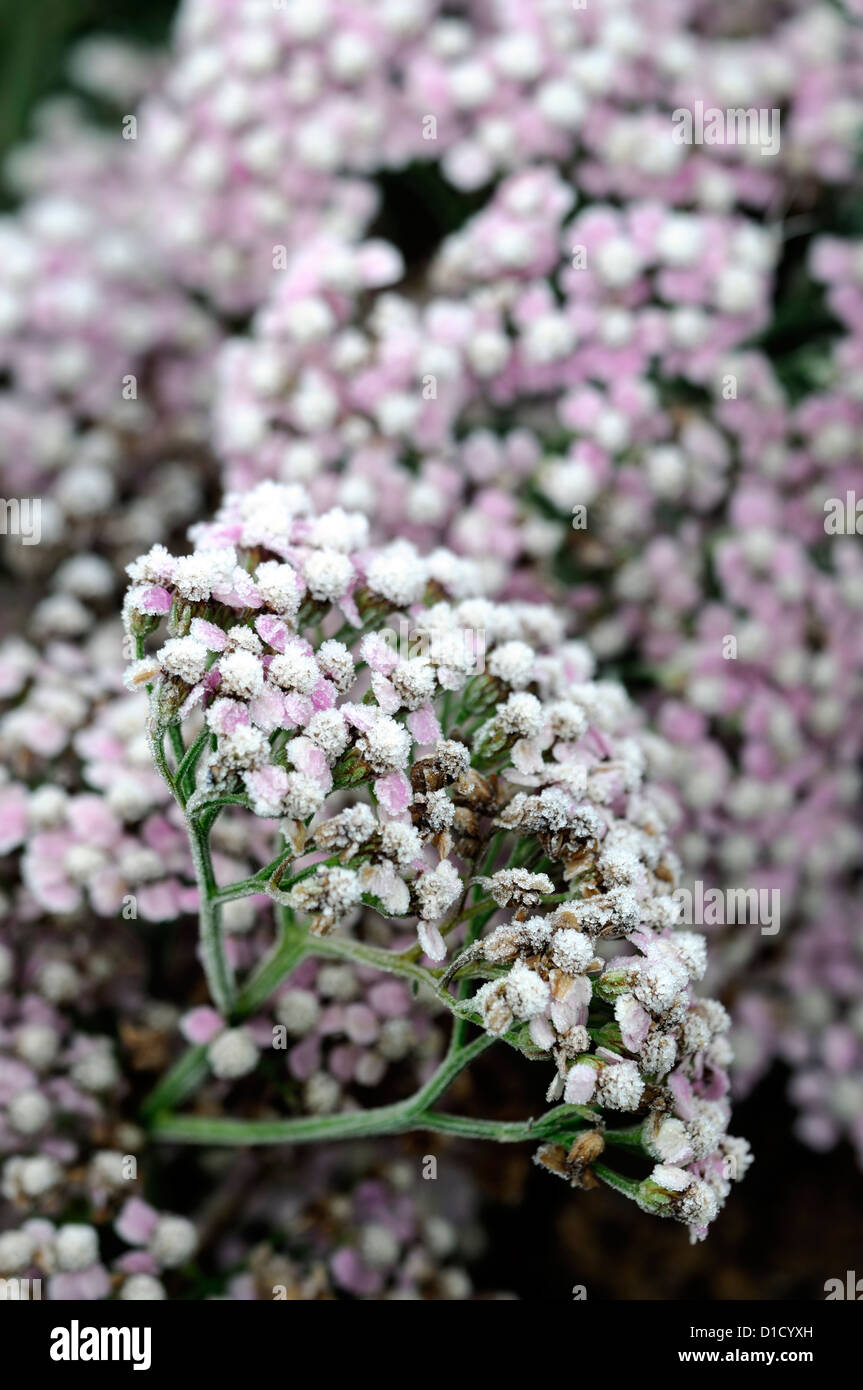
[123,479,748,1239]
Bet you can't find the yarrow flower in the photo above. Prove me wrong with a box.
[121,482,748,1239]
[19,0,863,1295]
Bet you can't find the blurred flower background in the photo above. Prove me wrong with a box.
[0,0,862,1300]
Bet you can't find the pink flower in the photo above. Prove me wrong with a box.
[374,772,412,815]
[181,1007,224,1045]
[115,1198,159,1247]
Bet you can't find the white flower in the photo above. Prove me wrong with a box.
[56,1224,99,1272]
[365,541,427,606]
[159,637,209,684]
[149,1215,198,1269]
[282,771,327,819]
[595,1058,644,1110]
[488,640,535,688]
[307,507,369,553]
[549,928,594,975]
[301,548,354,601]
[505,962,550,1019]
[255,560,301,618]
[269,649,321,693]
[317,639,355,691]
[305,708,349,761]
[0,1230,36,1274]
[218,648,264,699]
[380,822,422,866]
[523,312,577,364]
[275,989,321,1036]
[7,1090,51,1135]
[173,547,236,602]
[120,1274,167,1300]
[207,1028,259,1080]
[415,859,461,920]
[3,1155,61,1199]
[358,716,412,774]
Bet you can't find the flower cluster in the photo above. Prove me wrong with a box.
[201,153,863,1165]
[121,483,749,1237]
[0,79,218,581]
[179,954,442,1109]
[220,1152,499,1301]
[9,0,863,1296]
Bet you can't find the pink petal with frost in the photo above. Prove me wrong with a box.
[362,633,398,675]
[178,682,207,719]
[138,586,172,615]
[190,618,227,650]
[564,1062,597,1104]
[282,692,313,727]
[255,614,289,651]
[291,738,331,787]
[617,997,652,1051]
[339,587,361,627]
[407,705,441,744]
[207,698,249,735]
[310,679,336,711]
[530,1015,556,1050]
[243,764,290,815]
[371,674,401,714]
[417,919,446,962]
[668,1068,696,1119]
[341,703,376,734]
[249,687,287,732]
[375,772,412,815]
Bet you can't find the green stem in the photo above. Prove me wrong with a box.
[150,726,176,797]
[212,844,296,904]
[603,1123,648,1154]
[145,916,478,1131]
[410,1031,495,1109]
[151,1108,547,1146]
[234,913,310,1018]
[176,727,209,801]
[151,1102,419,1145]
[150,1034,503,1147]
[140,1045,209,1121]
[168,724,185,769]
[594,1163,642,1201]
[187,812,234,1018]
